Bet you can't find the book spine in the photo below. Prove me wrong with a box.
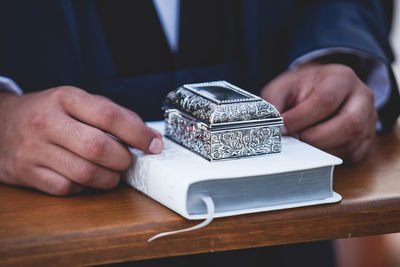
[124,155,190,218]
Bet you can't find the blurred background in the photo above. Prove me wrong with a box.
[334,2,400,267]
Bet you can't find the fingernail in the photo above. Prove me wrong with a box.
[148,138,163,154]
[281,125,287,135]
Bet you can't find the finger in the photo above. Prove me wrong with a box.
[31,166,84,196]
[149,127,163,139]
[58,88,163,154]
[39,143,121,190]
[325,122,375,163]
[299,87,376,149]
[352,124,376,163]
[260,72,297,113]
[326,135,373,164]
[48,114,132,171]
[282,79,351,135]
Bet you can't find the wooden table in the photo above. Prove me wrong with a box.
[1,121,400,266]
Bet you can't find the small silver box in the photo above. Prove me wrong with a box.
[163,81,283,161]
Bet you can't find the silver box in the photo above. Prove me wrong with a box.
[163,81,283,161]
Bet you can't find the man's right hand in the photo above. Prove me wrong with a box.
[0,86,163,195]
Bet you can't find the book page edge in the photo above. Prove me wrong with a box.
[183,192,342,220]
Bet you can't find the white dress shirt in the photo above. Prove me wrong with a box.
[152,0,180,53]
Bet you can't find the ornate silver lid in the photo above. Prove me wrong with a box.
[164,81,282,125]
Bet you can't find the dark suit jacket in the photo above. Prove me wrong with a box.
[0,0,399,130]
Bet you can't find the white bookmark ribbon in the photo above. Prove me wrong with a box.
[147,196,215,242]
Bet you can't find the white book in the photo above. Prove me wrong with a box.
[124,121,342,220]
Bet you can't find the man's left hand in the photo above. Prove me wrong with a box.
[261,62,377,163]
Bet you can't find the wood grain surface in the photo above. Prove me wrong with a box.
[1,120,399,266]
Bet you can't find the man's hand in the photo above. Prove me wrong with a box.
[261,62,377,163]
[0,86,163,195]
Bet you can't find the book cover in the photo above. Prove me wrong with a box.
[124,121,342,220]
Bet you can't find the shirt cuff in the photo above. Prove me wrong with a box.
[0,76,23,95]
[289,47,391,112]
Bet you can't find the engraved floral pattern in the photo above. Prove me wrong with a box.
[165,115,212,160]
[165,88,281,124]
[165,115,281,161]
[164,84,282,161]
[210,126,281,160]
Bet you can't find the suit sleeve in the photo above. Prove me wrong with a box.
[288,0,400,132]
